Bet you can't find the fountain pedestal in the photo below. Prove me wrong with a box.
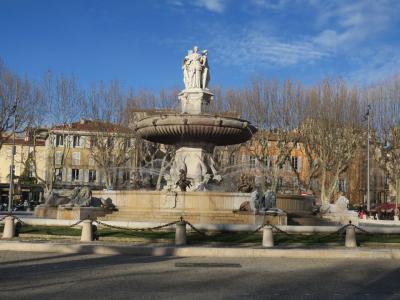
[169,146,221,191]
[179,88,213,114]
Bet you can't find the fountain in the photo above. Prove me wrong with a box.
[93,47,287,225]
[135,46,257,191]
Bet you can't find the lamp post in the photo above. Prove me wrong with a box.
[8,85,18,213]
[366,104,371,212]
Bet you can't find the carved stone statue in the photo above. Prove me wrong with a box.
[320,192,349,214]
[66,187,93,207]
[263,190,277,210]
[44,187,116,210]
[182,46,210,90]
[200,50,210,89]
[237,173,253,193]
[176,169,192,192]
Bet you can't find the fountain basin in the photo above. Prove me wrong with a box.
[93,190,287,225]
[135,114,257,146]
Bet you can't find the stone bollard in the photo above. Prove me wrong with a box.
[2,216,15,239]
[81,220,93,242]
[175,221,187,246]
[262,226,274,247]
[345,224,357,248]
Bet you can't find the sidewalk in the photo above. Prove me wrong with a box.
[1,239,400,260]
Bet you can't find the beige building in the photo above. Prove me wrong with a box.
[0,131,47,206]
[48,119,135,190]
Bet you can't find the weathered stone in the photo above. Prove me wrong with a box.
[93,190,288,225]
[175,221,187,246]
[81,220,93,242]
[262,226,274,247]
[2,216,15,239]
[345,225,357,248]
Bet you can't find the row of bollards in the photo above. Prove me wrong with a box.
[1,217,358,248]
[260,224,358,248]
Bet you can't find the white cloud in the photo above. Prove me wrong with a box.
[312,1,396,49]
[250,0,289,10]
[167,0,184,6]
[347,47,400,84]
[208,27,329,68]
[193,0,227,13]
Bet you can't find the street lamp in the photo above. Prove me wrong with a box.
[365,104,371,212]
[8,84,18,213]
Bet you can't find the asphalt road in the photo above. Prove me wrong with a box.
[0,251,400,300]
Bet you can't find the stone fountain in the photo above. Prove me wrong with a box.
[135,46,257,191]
[92,47,287,225]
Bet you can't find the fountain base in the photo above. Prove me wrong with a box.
[93,190,287,225]
[168,146,221,191]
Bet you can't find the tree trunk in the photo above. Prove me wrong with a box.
[156,155,168,190]
[320,168,328,205]
[271,164,279,193]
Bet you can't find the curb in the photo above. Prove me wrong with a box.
[1,240,400,260]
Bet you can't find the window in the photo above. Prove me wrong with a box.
[106,137,114,148]
[338,179,347,192]
[56,135,64,147]
[72,169,80,181]
[125,138,132,148]
[291,156,298,171]
[73,135,80,148]
[72,152,80,165]
[249,156,256,169]
[277,177,283,188]
[89,156,95,166]
[229,155,236,166]
[55,168,63,182]
[55,151,63,165]
[89,169,96,183]
[123,170,130,182]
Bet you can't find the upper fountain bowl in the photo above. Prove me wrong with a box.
[135,113,257,146]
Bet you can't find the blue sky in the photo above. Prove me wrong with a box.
[0,0,399,92]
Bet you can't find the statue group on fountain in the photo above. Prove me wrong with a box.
[182,46,210,90]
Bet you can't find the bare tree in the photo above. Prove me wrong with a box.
[300,79,364,205]
[83,81,135,189]
[0,61,32,151]
[240,79,304,193]
[367,75,400,203]
[25,73,84,193]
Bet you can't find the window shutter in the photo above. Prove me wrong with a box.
[72,152,80,165]
[83,169,89,183]
[298,157,302,172]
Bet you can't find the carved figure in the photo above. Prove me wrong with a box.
[250,190,263,211]
[200,50,210,89]
[44,191,70,206]
[237,173,253,193]
[182,46,211,89]
[263,190,277,210]
[68,187,93,207]
[44,187,116,210]
[182,50,193,88]
[176,169,192,192]
[320,192,349,214]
